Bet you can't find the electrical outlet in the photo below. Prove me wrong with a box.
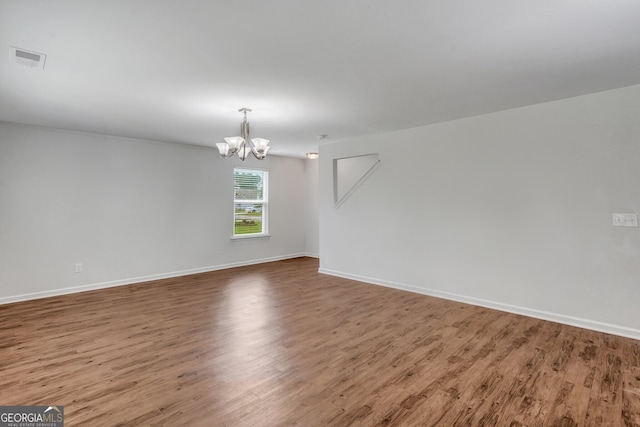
[612,213,638,227]
[75,263,83,273]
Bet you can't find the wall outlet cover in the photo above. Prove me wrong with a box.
[612,213,638,227]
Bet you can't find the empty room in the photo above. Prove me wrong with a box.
[1,1,639,426]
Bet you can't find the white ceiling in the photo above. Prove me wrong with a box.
[2,1,640,158]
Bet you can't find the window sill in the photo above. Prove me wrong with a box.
[231,233,271,240]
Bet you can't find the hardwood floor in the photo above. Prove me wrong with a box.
[0,257,639,426]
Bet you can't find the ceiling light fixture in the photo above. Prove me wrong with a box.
[306,152,319,160]
[216,108,270,160]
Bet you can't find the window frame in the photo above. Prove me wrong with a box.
[232,167,269,239]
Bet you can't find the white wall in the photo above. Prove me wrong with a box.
[0,122,308,303]
[304,158,319,257]
[319,84,640,339]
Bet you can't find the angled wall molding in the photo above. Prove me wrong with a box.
[333,153,380,208]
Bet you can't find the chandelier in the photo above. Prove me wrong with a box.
[216,108,270,160]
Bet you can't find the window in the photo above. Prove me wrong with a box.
[233,168,268,237]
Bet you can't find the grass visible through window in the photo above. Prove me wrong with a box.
[234,211,263,235]
[234,220,263,235]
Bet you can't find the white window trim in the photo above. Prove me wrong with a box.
[233,167,269,238]
[231,233,271,240]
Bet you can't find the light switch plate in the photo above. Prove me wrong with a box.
[613,213,638,227]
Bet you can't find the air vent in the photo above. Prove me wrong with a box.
[11,46,46,70]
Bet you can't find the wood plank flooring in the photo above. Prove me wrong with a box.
[0,257,639,426]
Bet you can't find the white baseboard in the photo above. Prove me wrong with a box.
[318,268,640,341]
[304,252,320,258]
[0,253,306,306]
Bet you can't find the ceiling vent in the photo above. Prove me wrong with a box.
[11,46,46,70]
